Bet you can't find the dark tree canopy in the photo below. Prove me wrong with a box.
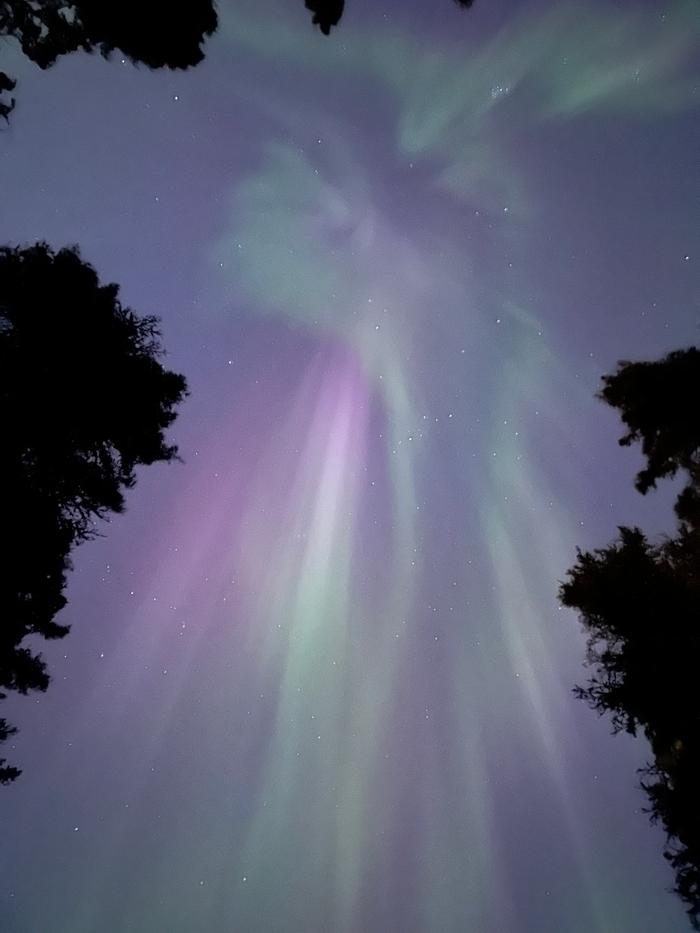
[0,0,218,117]
[305,0,344,36]
[561,527,699,739]
[562,347,700,927]
[305,0,473,35]
[600,347,700,499]
[0,243,187,784]
[0,1,474,115]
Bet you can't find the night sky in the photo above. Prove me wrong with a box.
[1,1,700,931]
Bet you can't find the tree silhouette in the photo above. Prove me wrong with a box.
[0,0,218,118]
[305,0,474,36]
[305,0,345,36]
[561,347,700,928]
[600,348,700,500]
[0,243,187,783]
[0,1,476,115]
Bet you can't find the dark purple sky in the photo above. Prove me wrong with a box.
[1,1,699,930]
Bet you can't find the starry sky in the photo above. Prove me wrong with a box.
[1,1,699,931]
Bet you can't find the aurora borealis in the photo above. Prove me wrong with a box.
[1,0,700,930]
